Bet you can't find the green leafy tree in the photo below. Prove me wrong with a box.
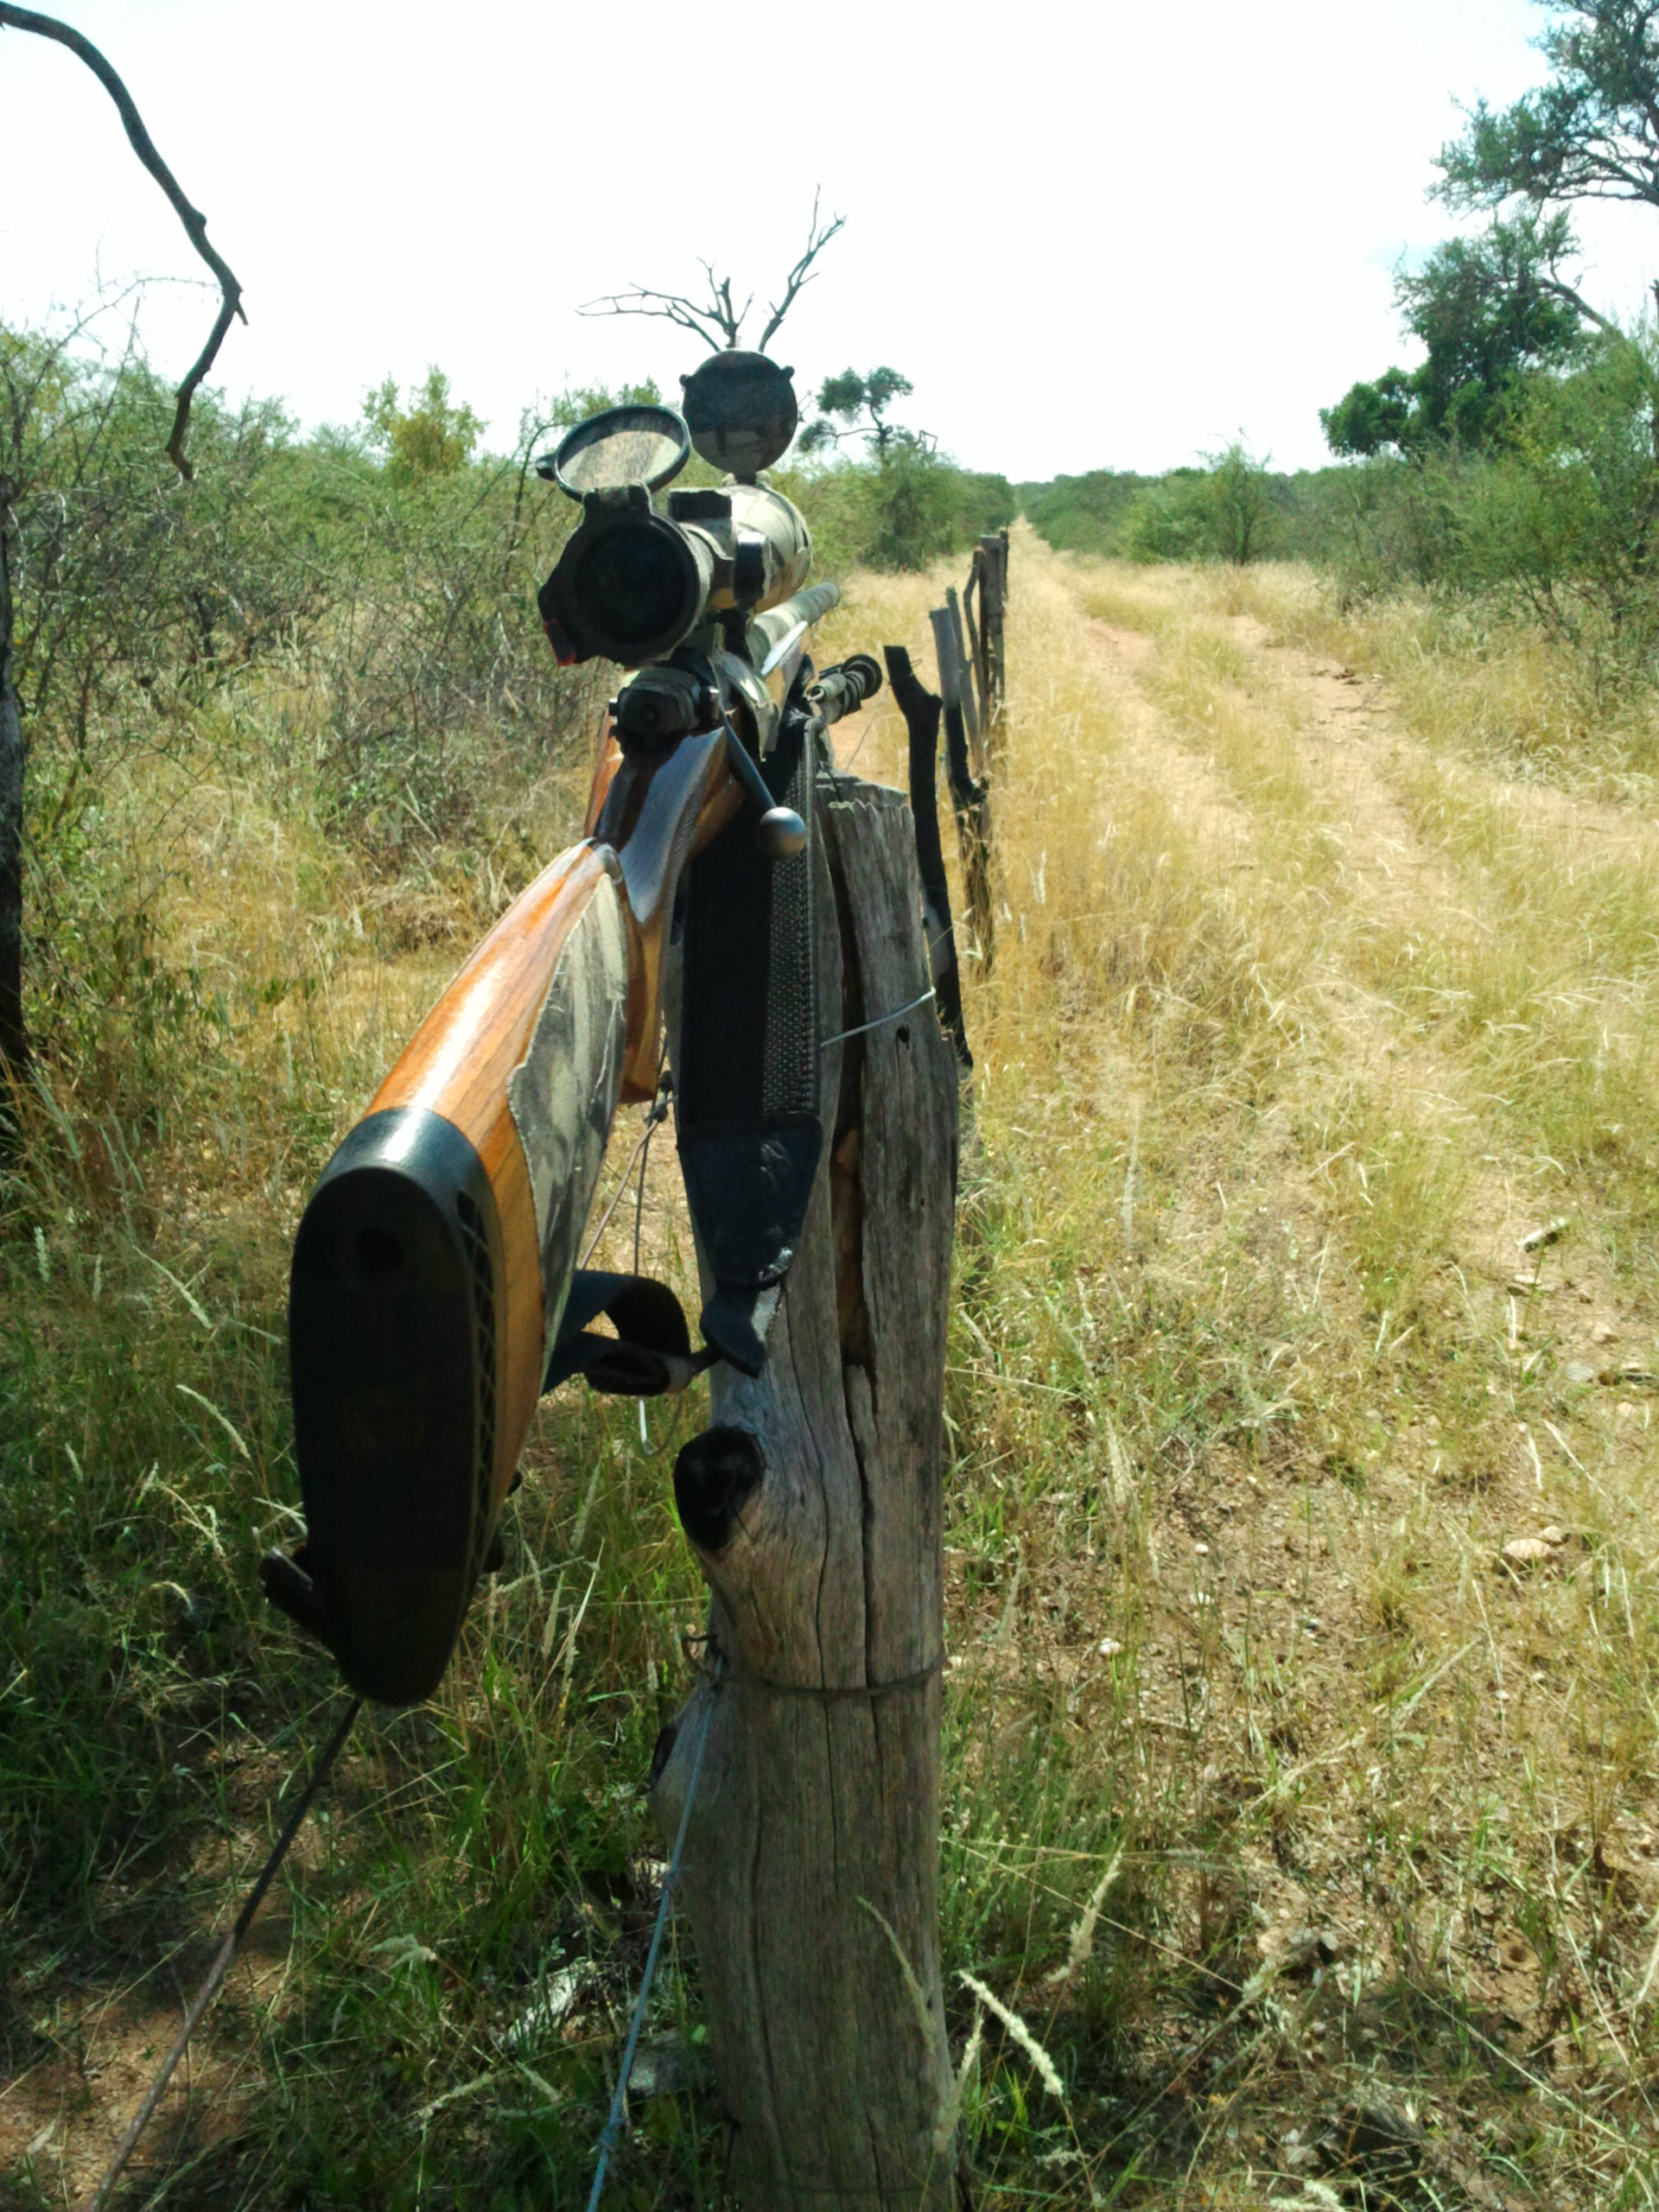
[364,368,484,480]
[1120,469,1212,562]
[791,365,982,570]
[1436,0,1659,334]
[1400,214,1585,434]
[1321,368,1419,459]
[1464,333,1659,671]
[800,367,917,458]
[1205,438,1273,562]
[1322,4,1659,461]
[1323,213,1586,457]
[1119,444,1273,564]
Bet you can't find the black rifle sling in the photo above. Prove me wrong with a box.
[543,1268,712,1397]
[885,645,972,1069]
[675,707,822,1375]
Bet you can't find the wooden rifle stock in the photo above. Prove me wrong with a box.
[271,725,741,1705]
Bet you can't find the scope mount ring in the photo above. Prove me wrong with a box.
[538,404,692,502]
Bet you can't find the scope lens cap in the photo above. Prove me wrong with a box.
[537,404,691,501]
[680,352,798,480]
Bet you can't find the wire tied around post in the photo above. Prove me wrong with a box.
[822,987,938,1050]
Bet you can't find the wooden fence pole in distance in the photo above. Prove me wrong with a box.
[959,550,990,743]
[928,609,995,975]
[884,643,971,1064]
[976,534,1007,744]
[654,779,962,2212]
[995,532,1008,702]
[943,587,981,764]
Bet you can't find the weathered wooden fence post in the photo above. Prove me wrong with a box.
[943,586,981,760]
[981,534,1007,729]
[928,610,995,976]
[884,645,970,1065]
[653,777,962,2212]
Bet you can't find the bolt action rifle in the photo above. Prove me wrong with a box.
[259,353,883,1706]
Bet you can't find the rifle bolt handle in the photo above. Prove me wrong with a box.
[757,806,807,860]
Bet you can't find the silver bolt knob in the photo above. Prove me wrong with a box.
[757,806,807,859]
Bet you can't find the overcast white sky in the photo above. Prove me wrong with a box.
[5,0,1658,481]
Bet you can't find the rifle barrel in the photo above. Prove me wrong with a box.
[752,582,840,662]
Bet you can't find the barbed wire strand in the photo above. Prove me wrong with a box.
[586,1659,723,2212]
[88,1695,363,2211]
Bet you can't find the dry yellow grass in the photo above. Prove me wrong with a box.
[6,534,1659,2208]
[925,537,1659,2205]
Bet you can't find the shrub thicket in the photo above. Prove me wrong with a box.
[1021,454,1360,569]
[1300,331,1659,689]
[781,445,1014,573]
[2,322,1010,1105]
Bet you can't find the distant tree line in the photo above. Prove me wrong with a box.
[1020,449,1342,568]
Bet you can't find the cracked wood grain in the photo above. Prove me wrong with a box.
[654,779,961,2212]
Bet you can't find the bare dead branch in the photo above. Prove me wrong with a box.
[1539,274,1626,343]
[579,255,750,353]
[757,189,845,353]
[577,281,739,353]
[696,262,753,348]
[581,194,844,359]
[0,4,245,479]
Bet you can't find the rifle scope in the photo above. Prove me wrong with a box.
[538,479,814,667]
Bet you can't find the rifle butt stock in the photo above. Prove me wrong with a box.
[282,841,628,1704]
[277,631,836,1704]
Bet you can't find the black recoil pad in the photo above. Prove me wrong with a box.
[280,1107,503,1706]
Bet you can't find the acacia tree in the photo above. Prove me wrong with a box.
[1324,5,1659,462]
[800,367,918,458]
[1437,0,1659,327]
[1323,213,1586,456]
[0,4,244,1096]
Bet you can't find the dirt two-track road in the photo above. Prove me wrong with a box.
[834,537,1659,2204]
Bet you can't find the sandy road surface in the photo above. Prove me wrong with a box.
[942,545,1659,2198]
